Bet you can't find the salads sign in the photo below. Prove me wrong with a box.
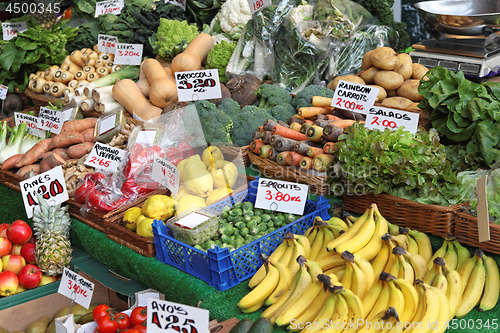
[14,112,46,138]
[58,267,94,309]
[20,166,69,219]
[2,22,27,41]
[331,80,379,115]
[165,0,186,10]
[365,106,419,135]
[255,178,308,215]
[152,156,180,197]
[248,0,272,14]
[95,0,124,17]
[175,69,222,102]
[147,298,209,333]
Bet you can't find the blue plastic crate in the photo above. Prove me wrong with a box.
[152,178,330,291]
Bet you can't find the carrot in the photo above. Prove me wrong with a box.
[260,131,273,144]
[60,117,97,133]
[272,136,297,152]
[300,123,313,135]
[323,124,344,142]
[312,154,336,172]
[303,119,313,124]
[293,141,321,155]
[299,156,313,170]
[257,126,264,133]
[298,106,332,118]
[277,120,289,128]
[81,127,96,142]
[335,108,366,121]
[331,119,358,129]
[268,147,279,161]
[251,139,265,154]
[307,147,324,158]
[16,138,53,168]
[253,132,262,141]
[323,142,337,154]
[285,152,305,167]
[259,145,273,158]
[322,114,343,122]
[1,154,24,170]
[287,116,305,125]
[48,131,85,150]
[263,119,279,131]
[272,125,308,141]
[289,122,302,132]
[311,96,333,107]
[16,164,40,179]
[276,152,292,166]
[306,125,324,142]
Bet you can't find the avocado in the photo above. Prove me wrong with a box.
[228,318,253,333]
[247,317,273,333]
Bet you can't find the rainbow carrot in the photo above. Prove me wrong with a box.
[272,125,308,141]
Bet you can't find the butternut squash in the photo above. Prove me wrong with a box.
[112,79,162,121]
[143,58,177,108]
[170,33,214,73]
[136,61,151,98]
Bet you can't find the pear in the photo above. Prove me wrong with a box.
[25,315,49,333]
[136,217,155,238]
[177,195,207,214]
[141,195,177,221]
[171,186,189,201]
[202,146,224,168]
[178,155,206,183]
[209,160,238,188]
[52,306,70,321]
[206,187,232,206]
[183,161,213,197]
[45,322,55,333]
[79,303,99,324]
[123,207,142,232]
[0,327,8,333]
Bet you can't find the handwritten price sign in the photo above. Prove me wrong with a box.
[331,80,379,115]
[248,0,272,14]
[152,157,180,197]
[255,178,308,215]
[84,142,128,173]
[58,268,94,309]
[14,112,46,138]
[0,84,7,100]
[165,0,186,10]
[98,34,119,54]
[365,106,419,135]
[38,106,72,134]
[20,166,69,218]
[95,0,124,17]
[147,298,209,333]
[175,69,221,102]
[2,22,27,41]
[114,43,143,66]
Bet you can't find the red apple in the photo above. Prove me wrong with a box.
[20,243,36,264]
[10,244,22,256]
[0,237,12,257]
[0,271,19,296]
[7,220,32,245]
[2,254,26,275]
[28,236,36,245]
[0,223,9,238]
[38,274,57,286]
[18,264,42,289]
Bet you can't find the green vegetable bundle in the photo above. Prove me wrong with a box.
[0,20,77,93]
[330,123,462,206]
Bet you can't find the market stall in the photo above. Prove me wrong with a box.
[0,0,500,332]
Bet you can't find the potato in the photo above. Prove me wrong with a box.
[327,75,366,90]
[360,67,380,85]
[412,63,429,80]
[373,71,404,91]
[407,102,422,111]
[397,79,424,102]
[381,96,414,109]
[368,85,387,102]
[362,50,373,70]
[386,89,397,97]
[395,53,413,80]
[370,47,398,70]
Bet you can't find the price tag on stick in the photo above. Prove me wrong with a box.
[58,268,94,309]
[476,175,491,242]
[175,69,222,102]
[98,34,119,54]
[2,22,27,41]
[38,106,73,134]
[248,0,272,14]
[147,298,209,333]
[14,112,46,138]
[255,178,308,215]
[331,80,379,115]
[114,43,143,66]
[20,166,69,219]
[152,157,180,197]
[365,106,420,135]
[84,142,128,173]
[95,0,124,17]
[0,84,7,101]
[165,0,186,10]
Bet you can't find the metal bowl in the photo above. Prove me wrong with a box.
[414,0,500,36]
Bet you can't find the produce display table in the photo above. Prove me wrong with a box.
[1,183,499,332]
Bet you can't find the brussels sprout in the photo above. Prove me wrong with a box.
[240,227,250,238]
[229,208,243,216]
[242,201,254,213]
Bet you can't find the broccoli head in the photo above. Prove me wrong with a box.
[255,83,293,110]
[291,84,334,109]
[270,105,296,122]
[231,110,276,146]
[194,100,218,118]
[152,19,199,61]
[217,98,241,118]
[199,109,233,144]
[205,40,236,83]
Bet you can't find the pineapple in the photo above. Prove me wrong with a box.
[33,192,73,276]
[28,0,61,29]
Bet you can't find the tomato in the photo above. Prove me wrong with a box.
[123,329,142,333]
[133,324,147,333]
[93,304,111,322]
[115,312,131,329]
[97,315,118,333]
[130,306,147,326]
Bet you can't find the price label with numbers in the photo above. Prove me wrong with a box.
[95,0,124,17]
[0,84,7,100]
[147,298,209,333]
[365,106,419,135]
[248,0,272,14]
[20,166,69,219]
[98,34,119,54]
[331,80,379,115]
[152,157,180,197]
[14,113,46,138]
[58,267,94,309]
[38,107,72,134]
[165,0,186,10]
[255,178,308,215]
[2,22,27,41]
[175,69,221,102]
[84,142,128,173]
[114,43,143,66]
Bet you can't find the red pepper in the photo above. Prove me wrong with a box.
[87,189,129,213]
[121,178,155,198]
[73,172,106,204]
[169,157,183,166]
[178,142,195,159]
[165,147,183,160]
[125,145,165,178]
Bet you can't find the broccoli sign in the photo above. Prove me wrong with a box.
[175,69,222,102]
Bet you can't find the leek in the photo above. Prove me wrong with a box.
[85,65,140,90]
[0,122,27,164]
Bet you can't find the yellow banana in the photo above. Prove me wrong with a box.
[356,308,388,333]
[366,279,391,322]
[340,258,353,291]
[326,207,373,252]
[407,229,432,264]
[295,234,311,259]
[386,250,400,278]
[328,290,349,333]
[429,286,450,333]
[400,255,414,283]
[328,223,346,239]
[453,240,470,271]
[379,308,403,333]
[371,237,391,282]
[443,266,462,318]
[317,253,345,272]
[362,279,384,318]
[324,265,346,281]
[456,249,486,318]
[408,281,440,333]
[423,259,438,286]
[349,258,368,299]
[403,282,424,333]
[237,258,280,311]
[241,299,266,313]
[326,216,349,230]
[391,234,409,251]
[339,288,365,333]
[402,252,428,281]
[387,221,400,236]
[249,239,288,288]
[392,278,418,325]
[265,259,292,306]
[387,280,405,321]
[354,204,389,261]
[305,259,324,283]
[291,286,330,332]
[456,254,477,294]
[332,208,376,254]
[278,238,295,267]
[309,227,325,261]
[431,264,448,295]
[406,234,419,255]
[443,237,458,271]
[307,225,319,244]
[289,240,307,276]
[354,254,375,289]
[300,288,336,333]
[479,254,500,312]
[317,226,335,261]
[428,239,448,270]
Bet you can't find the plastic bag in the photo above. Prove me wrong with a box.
[470,167,500,223]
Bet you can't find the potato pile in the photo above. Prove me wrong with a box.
[327,47,429,112]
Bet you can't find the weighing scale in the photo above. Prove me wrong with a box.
[410,0,500,78]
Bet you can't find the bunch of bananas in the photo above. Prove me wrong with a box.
[427,234,470,271]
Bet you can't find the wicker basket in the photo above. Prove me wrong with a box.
[455,208,500,255]
[248,152,330,196]
[343,193,467,238]
[24,88,67,107]
[219,145,250,167]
